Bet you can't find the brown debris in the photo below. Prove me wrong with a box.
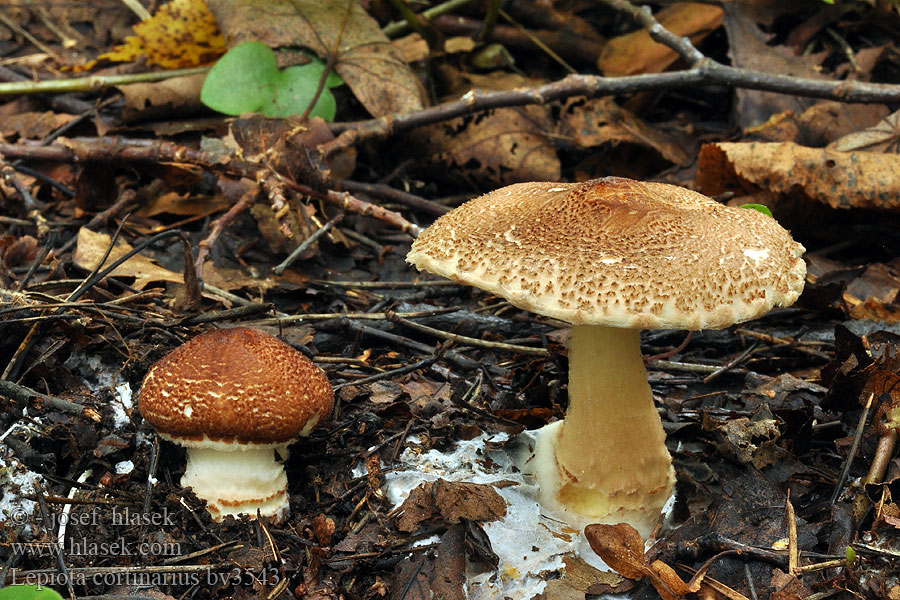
[396,479,506,533]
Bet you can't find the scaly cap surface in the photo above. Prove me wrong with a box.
[407,177,806,330]
[139,327,333,446]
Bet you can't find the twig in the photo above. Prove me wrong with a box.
[499,8,576,74]
[273,213,344,275]
[381,0,475,37]
[324,189,420,236]
[643,331,693,362]
[312,279,457,289]
[646,359,747,376]
[0,376,94,419]
[0,156,50,237]
[734,328,832,359]
[0,138,421,235]
[333,355,439,391]
[0,67,210,96]
[180,303,274,325]
[830,393,874,506]
[340,180,450,216]
[703,342,758,383]
[786,491,799,575]
[195,178,256,273]
[744,564,758,600]
[851,426,899,524]
[852,542,900,559]
[344,319,479,370]
[794,558,849,574]
[247,306,461,327]
[387,310,549,356]
[432,14,603,66]
[299,0,351,121]
[594,0,705,65]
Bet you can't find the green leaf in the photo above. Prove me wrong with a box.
[268,62,336,120]
[740,203,774,218]
[0,585,64,600]
[201,42,343,120]
[200,41,279,116]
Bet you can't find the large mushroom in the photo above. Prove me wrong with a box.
[407,176,805,537]
[138,327,333,522]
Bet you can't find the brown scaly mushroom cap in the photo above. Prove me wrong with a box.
[407,177,806,537]
[408,177,805,330]
[139,327,334,522]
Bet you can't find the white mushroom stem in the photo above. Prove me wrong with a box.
[181,445,290,522]
[532,325,675,538]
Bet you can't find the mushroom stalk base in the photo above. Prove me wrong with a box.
[182,446,289,522]
[531,325,674,538]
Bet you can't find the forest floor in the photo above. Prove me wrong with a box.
[2,1,900,599]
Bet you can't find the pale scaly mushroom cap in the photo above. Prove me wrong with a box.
[407,177,806,330]
[139,327,334,449]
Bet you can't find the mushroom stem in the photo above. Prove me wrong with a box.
[182,446,289,522]
[533,325,674,537]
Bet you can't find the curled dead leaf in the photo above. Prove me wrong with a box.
[698,141,900,212]
[584,523,739,600]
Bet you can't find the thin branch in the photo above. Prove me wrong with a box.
[594,0,705,65]
[324,0,900,155]
[0,67,209,96]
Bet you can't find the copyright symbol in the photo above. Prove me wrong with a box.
[10,507,28,524]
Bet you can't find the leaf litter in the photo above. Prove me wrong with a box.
[4,1,900,599]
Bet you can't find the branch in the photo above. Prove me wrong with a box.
[595,0,705,65]
[0,137,420,236]
[324,1,900,155]
[0,67,209,96]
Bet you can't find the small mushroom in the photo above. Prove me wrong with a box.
[138,327,333,522]
[407,176,805,537]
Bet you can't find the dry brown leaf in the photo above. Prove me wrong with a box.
[118,73,206,122]
[229,115,355,181]
[536,579,584,600]
[200,261,278,295]
[558,97,690,166]
[598,3,723,76]
[0,111,78,140]
[843,263,900,322]
[746,102,890,147]
[1,235,38,268]
[432,479,507,524]
[396,479,506,533]
[411,106,560,185]
[830,109,900,154]
[396,482,435,533]
[137,190,231,220]
[585,523,736,600]
[408,69,558,184]
[722,4,825,129]
[697,141,900,211]
[73,228,182,290]
[583,523,648,580]
[311,514,335,546]
[207,0,426,117]
[716,413,781,469]
[769,568,811,600]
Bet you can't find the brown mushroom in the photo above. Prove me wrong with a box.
[138,327,333,522]
[407,176,805,536]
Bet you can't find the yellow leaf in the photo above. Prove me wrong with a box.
[87,0,225,70]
